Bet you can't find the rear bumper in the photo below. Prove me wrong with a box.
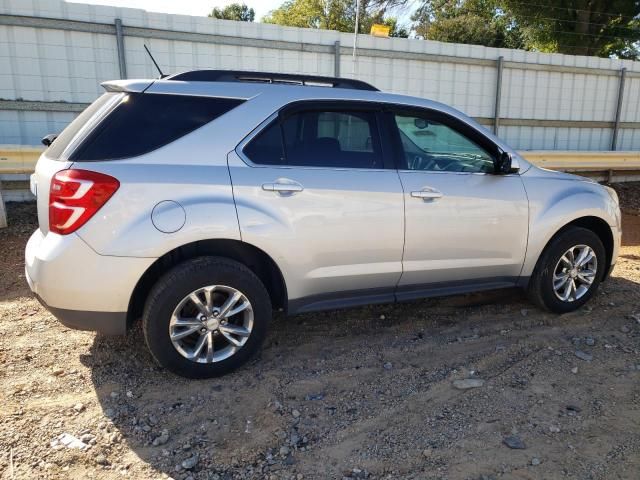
[25,229,154,335]
[33,292,127,335]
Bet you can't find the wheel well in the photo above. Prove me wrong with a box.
[555,216,614,279]
[127,240,287,327]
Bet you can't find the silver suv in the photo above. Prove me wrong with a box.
[25,70,621,378]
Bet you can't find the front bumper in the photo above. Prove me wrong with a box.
[604,223,622,282]
[25,229,155,335]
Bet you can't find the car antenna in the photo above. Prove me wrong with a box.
[144,44,167,78]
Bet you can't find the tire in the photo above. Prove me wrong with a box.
[143,256,271,378]
[527,226,605,313]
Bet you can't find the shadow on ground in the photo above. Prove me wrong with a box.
[82,276,640,479]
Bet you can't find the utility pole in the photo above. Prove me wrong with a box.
[352,0,361,76]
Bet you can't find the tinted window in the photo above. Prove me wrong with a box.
[70,93,244,161]
[243,121,284,166]
[45,93,118,160]
[244,109,383,169]
[395,114,495,173]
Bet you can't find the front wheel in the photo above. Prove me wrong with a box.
[143,257,271,378]
[528,227,606,313]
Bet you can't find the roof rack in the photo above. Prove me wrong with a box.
[166,70,379,91]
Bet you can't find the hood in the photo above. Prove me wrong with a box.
[521,164,596,183]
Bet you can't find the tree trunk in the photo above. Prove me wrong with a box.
[573,7,592,56]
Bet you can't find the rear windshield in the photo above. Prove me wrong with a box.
[47,93,244,161]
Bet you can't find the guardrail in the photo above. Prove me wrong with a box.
[1,146,639,204]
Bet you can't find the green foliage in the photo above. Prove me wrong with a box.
[263,0,409,37]
[410,0,640,59]
[209,3,255,22]
[412,0,523,48]
[500,0,640,58]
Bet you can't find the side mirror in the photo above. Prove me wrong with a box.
[495,151,519,174]
[41,134,58,147]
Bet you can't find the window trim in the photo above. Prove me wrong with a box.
[237,100,396,171]
[383,106,510,176]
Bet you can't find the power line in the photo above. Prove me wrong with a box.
[492,12,640,35]
[501,0,640,22]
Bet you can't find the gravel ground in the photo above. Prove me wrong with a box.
[1,184,640,480]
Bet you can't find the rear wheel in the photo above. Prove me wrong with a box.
[143,257,271,378]
[528,227,605,313]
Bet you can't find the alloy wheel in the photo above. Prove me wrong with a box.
[169,285,253,363]
[552,245,598,302]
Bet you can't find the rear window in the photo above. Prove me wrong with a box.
[45,93,117,160]
[67,93,244,161]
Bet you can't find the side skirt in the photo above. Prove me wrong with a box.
[287,277,520,315]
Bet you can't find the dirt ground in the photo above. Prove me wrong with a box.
[1,185,639,480]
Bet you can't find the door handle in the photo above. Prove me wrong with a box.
[411,188,443,200]
[262,181,304,194]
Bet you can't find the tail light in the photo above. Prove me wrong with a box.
[49,169,119,235]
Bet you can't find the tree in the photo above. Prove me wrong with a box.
[500,0,640,58]
[209,3,255,22]
[412,0,523,49]
[263,0,409,37]
[408,0,640,59]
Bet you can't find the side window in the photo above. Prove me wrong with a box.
[243,108,383,169]
[394,114,495,173]
[243,121,284,165]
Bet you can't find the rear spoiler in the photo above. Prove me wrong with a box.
[100,79,155,93]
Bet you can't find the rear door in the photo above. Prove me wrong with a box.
[387,108,529,299]
[228,101,405,312]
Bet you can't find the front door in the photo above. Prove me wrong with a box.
[388,108,529,299]
[228,102,405,312]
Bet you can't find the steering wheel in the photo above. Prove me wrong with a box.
[409,154,435,171]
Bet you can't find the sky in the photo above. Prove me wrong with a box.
[67,0,416,25]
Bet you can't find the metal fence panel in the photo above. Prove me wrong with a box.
[1,0,640,150]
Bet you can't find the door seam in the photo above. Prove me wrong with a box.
[394,169,407,303]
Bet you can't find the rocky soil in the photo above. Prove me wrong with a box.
[1,185,639,480]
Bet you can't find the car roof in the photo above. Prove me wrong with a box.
[101,72,525,165]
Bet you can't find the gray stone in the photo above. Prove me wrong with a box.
[575,350,593,362]
[181,455,198,470]
[531,457,541,466]
[279,446,290,456]
[153,429,170,446]
[383,362,393,370]
[503,435,526,449]
[304,393,324,401]
[452,378,485,390]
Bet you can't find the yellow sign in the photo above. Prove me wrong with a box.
[370,24,390,37]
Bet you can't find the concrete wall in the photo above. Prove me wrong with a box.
[1,0,639,150]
